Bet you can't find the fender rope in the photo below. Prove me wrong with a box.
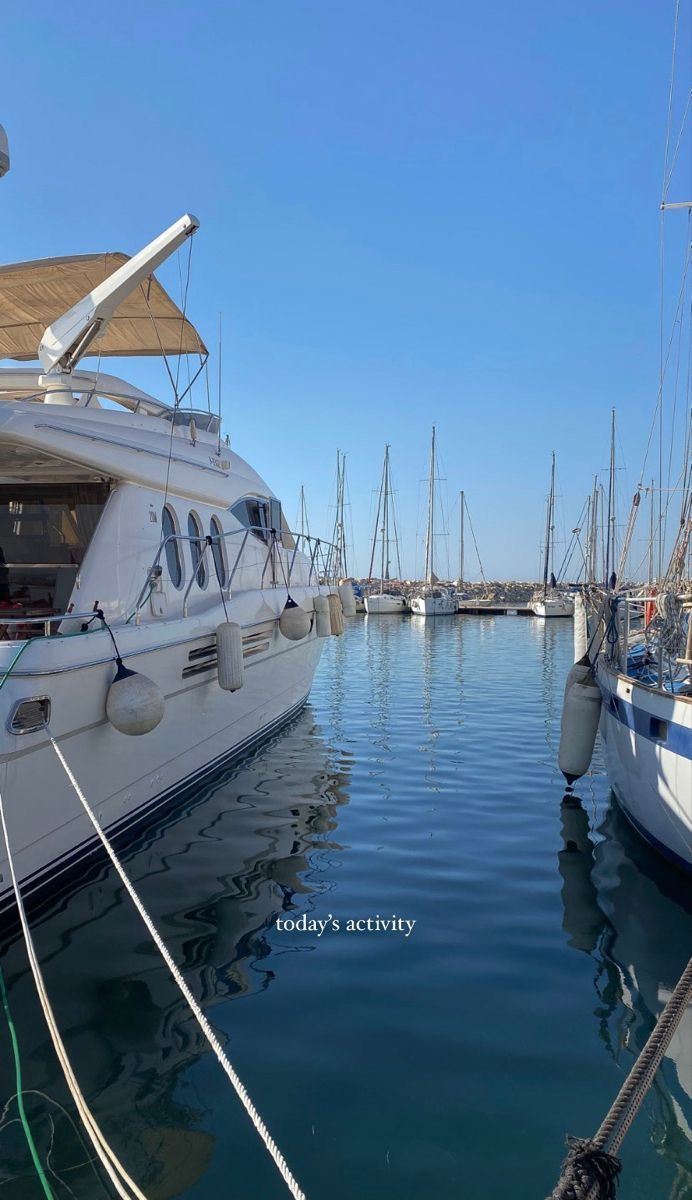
[49,735,308,1200]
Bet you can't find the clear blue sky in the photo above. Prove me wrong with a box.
[2,1,689,579]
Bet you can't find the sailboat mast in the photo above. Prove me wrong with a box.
[381,445,391,587]
[605,409,616,584]
[368,447,386,583]
[648,477,655,584]
[542,452,555,597]
[459,490,464,586]
[424,426,436,583]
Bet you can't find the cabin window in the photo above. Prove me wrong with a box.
[162,506,182,589]
[188,511,207,588]
[0,482,109,619]
[231,496,271,543]
[230,496,295,549]
[209,516,226,586]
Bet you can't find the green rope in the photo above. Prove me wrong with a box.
[0,639,29,692]
[0,963,55,1199]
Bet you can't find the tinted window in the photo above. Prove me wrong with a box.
[209,516,226,586]
[162,506,182,588]
[188,512,207,588]
[231,497,270,543]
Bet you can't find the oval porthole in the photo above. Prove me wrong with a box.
[188,511,207,588]
[162,505,183,589]
[209,515,226,586]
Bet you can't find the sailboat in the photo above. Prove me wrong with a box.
[410,426,455,616]
[559,13,692,873]
[530,452,574,617]
[364,445,407,614]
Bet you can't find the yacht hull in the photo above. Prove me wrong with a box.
[0,626,323,911]
[596,663,692,873]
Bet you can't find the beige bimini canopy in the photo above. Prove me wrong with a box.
[0,253,207,362]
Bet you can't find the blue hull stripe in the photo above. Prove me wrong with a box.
[597,677,692,761]
[0,695,309,921]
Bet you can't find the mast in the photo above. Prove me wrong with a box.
[381,445,391,588]
[605,409,616,585]
[648,478,655,584]
[298,485,310,541]
[330,450,348,579]
[368,447,386,583]
[542,452,555,597]
[424,426,436,584]
[459,490,464,587]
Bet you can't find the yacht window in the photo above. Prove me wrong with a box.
[0,482,109,620]
[188,512,207,588]
[230,497,271,543]
[162,506,182,589]
[230,496,295,549]
[209,516,226,586]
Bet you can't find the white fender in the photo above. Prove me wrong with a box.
[563,653,592,700]
[314,594,331,638]
[216,621,244,692]
[573,593,588,662]
[279,598,311,641]
[558,678,602,783]
[338,582,357,617]
[328,592,344,636]
[106,663,164,736]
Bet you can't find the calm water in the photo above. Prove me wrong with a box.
[0,616,691,1200]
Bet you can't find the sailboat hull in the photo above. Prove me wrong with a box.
[365,594,407,614]
[410,594,456,616]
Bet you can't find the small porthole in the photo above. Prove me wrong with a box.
[162,506,183,589]
[650,717,668,742]
[9,696,50,734]
[188,512,207,588]
[209,516,226,586]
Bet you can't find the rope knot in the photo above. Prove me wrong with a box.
[548,1136,621,1200]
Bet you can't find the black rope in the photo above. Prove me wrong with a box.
[208,535,229,621]
[547,1136,622,1200]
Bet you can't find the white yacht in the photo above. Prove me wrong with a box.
[0,214,341,910]
[410,426,455,617]
[364,444,408,614]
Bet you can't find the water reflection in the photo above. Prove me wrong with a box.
[558,797,692,1191]
[0,709,351,1198]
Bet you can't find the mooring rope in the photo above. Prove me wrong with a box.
[48,735,308,1200]
[0,786,147,1200]
[547,955,692,1199]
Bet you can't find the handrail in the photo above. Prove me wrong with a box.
[0,525,341,642]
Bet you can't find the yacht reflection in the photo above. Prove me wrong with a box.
[558,797,692,1188]
[0,708,351,1196]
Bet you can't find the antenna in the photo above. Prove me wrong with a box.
[217,313,222,454]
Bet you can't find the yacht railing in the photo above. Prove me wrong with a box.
[0,527,340,642]
[589,588,692,689]
[136,525,339,619]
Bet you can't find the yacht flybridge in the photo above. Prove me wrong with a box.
[0,214,344,910]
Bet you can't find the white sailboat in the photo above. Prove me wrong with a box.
[559,17,692,872]
[365,444,407,613]
[410,426,455,617]
[531,452,574,617]
[0,213,342,910]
